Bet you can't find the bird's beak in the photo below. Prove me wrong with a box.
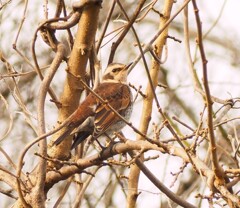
[125,62,133,71]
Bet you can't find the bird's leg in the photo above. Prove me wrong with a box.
[94,138,106,150]
[104,133,117,147]
[82,135,94,155]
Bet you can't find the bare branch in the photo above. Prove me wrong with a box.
[192,0,223,179]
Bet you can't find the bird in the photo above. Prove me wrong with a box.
[53,62,133,149]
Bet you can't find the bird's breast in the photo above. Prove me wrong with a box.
[106,96,133,134]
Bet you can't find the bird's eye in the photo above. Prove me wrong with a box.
[112,68,119,73]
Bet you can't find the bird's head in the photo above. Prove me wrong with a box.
[102,62,132,83]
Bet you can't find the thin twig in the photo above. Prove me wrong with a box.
[135,0,158,22]
[0,147,17,170]
[170,162,187,188]
[0,187,17,200]
[132,0,196,170]
[73,167,101,207]
[172,116,194,131]
[0,93,13,142]
[96,1,116,53]
[35,152,78,167]
[53,178,72,208]
[0,52,37,133]
[12,0,28,48]
[108,0,147,64]
[128,0,192,73]
[203,0,227,38]
[183,4,202,93]
[119,137,197,208]
[129,83,146,98]
[31,17,74,106]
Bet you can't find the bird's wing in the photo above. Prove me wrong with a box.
[53,82,131,146]
[53,96,97,146]
[53,125,75,146]
[93,83,132,137]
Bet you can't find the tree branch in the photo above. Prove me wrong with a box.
[191,0,223,178]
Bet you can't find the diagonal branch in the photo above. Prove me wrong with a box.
[108,0,147,64]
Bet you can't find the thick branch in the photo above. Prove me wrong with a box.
[128,0,175,206]
[48,1,102,160]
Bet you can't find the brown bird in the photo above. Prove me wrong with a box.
[54,63,133,149]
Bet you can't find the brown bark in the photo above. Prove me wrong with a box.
[127,0,175,207]
[48,3,101,160]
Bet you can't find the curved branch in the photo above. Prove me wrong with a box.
[44,11,81,30]
[31,18,65,106]
[35,42,65,206]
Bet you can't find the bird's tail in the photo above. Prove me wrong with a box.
[71,131,91,149]
[53,127,74,146]
[53,108,93,147]
[53,128,91,149]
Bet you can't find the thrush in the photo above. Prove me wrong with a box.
[54,63,133,149]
